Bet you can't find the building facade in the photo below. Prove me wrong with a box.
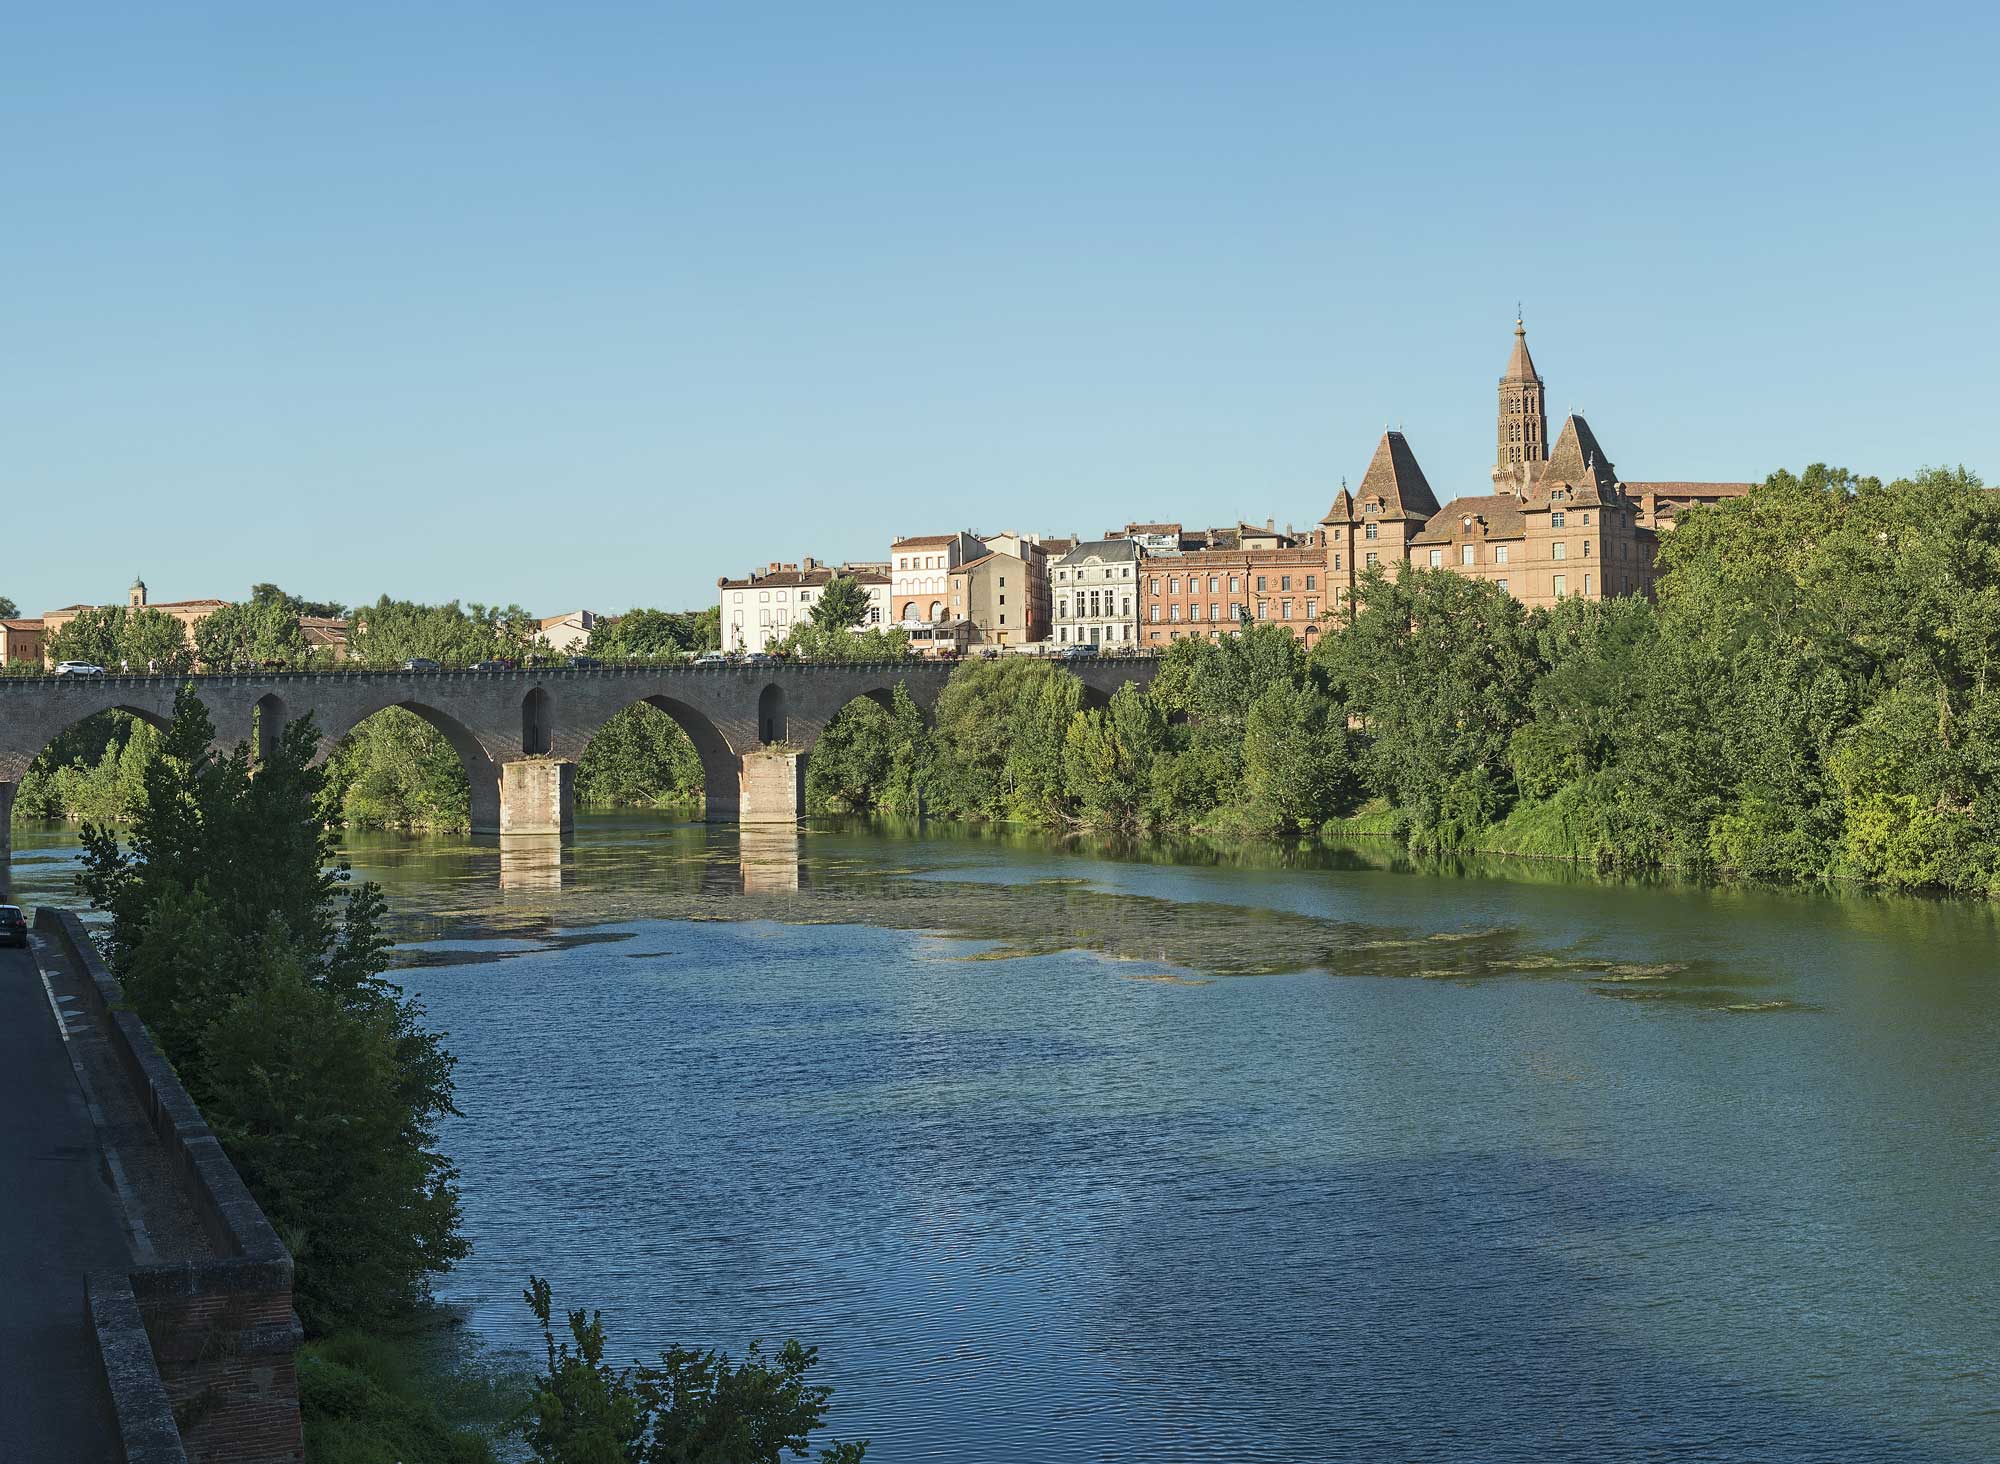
[539,610,602,655]
[890,532,987,627]
[1,618,44,667]
[718,560,891,654]
[1051,539,1140,648]
[944,547,1046,648]
[1140,543,1328,647]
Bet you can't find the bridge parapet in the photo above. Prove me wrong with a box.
[0,657,1158,844]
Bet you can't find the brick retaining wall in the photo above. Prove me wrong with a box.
[41,908,304,1464]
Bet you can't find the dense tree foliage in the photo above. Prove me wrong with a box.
[586,607,721,660]
[195,597,312,668]
[78,686,466,1333]
[42,605,197,673]
[348,597,547,668]
[0,594,17,619]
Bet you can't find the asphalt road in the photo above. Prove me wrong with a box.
[0,938,127,1459]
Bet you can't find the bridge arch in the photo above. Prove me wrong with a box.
[1,700,177,787]
[316,697,507,832]
[522,687,553,756]
[758,683,787,744]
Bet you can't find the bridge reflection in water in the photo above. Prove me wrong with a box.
[497,836,566,892]
[737,826,802,894]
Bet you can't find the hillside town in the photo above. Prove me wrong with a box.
[717,321,1753,656]
[2,323,1752,672]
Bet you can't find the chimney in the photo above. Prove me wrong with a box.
[1266,517,1275,532]
[802,556,817,571]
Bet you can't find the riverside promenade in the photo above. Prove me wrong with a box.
[0,935,127,1457]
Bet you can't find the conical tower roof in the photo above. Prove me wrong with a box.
[1502,317,1539,383]
[1541,414,1620,502]
[1355,432,1441,521]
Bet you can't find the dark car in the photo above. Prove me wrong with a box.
[565,656,601,668]
[402,657,443,672]
[471,659,507,671]
[0,905,26,948]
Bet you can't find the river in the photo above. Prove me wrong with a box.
[8,815,1998,1462]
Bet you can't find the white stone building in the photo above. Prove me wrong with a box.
[1051,538,1142,648]
[718,560,890,653]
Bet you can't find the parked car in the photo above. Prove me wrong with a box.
[744,652,774,665]
[692,651,728,666]
[1059,644,1098,659]
[402,657,442,672]
[0,905,26,948]
[566,656,601,668]
[471,659,506,671]
[53,661,105,677]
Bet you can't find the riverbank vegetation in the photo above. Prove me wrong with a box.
[75,687,867,1460]
[19,467,1999,893]
[808,465,2000,896]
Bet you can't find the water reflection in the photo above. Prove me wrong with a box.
[738,827,802,894]
[496,836,566,893]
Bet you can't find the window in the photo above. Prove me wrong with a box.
[1581,541,1590,557]
[1209,603,1220,622]
[1365,551,1379,568]
[1496,545,1509,565]
[777,589,789,602]
[1230,575,1241,593]
[1305,574,1316,590]
[759,609,771,626]
[1122,598,1131,616]
[1255,600,1269,619]
[1150,605,1160,622]
[1552,542,1567,561]
[1230,602,1243,621]
[1461,545,1475,566]
[1551,511,1566,528]
[1365,523,1379,541]
[1305,598,1317,620]
[999,594,1006,605]
[1496,579,1508,593]
[1622,542,1630,560]
[1553,574,1567,597]
[1583,573,1592,596]
[1428,549,1443,568]
[1060,627,1068,642]
[1333,553,1342,570]
[1280,575,1291,592]
[1057,600,1067,618]
[1150,576,1160,593]
[1280,600,1292,620]
[759,590,770,602]
[1170,604,1181,622]
[1256,575,1267,592]
[1582,514,1590,526]
[1209,575,1219,593]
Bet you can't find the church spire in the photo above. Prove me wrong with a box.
[1493,314,1549,494]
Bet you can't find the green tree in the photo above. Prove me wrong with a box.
[46,606,125,668]
[770,622,910,663]
[196,599,311,669]
[519,1277,866,1464]
[808,576,871,633]
[0,595,17,619]
[78,685,466,1332]
[1313,568,1539,851]
[121,606,195,674]
[251,582,347,619]
[577,705,705,809]
[587,609,719,661]
[348,597,545,668]
[1240,681,1352,833]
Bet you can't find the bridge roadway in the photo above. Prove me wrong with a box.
[0,657,1156,863]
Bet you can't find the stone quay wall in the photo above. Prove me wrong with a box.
[41,909,304,1464]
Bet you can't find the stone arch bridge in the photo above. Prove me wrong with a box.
[0,658,1157,862]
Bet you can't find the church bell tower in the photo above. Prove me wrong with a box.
[1492,315,1548,495]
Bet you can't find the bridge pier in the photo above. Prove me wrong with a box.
[732,748,805,824]
[475,759,575,837]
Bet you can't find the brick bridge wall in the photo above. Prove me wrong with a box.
[0,658,1156,843]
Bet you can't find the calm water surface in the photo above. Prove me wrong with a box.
[10,817,1998,1462]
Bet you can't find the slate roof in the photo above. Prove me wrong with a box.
[1354,432,1442,521]
[1413,495,1529,545]
[891,534,961,549]
[1055,538,1141,565]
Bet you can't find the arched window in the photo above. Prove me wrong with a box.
[930,601,944,622]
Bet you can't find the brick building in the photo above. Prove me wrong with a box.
[1139,541,1327,647]
[2,618,44,666]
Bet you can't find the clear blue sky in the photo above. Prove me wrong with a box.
[4,3,1994,618]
